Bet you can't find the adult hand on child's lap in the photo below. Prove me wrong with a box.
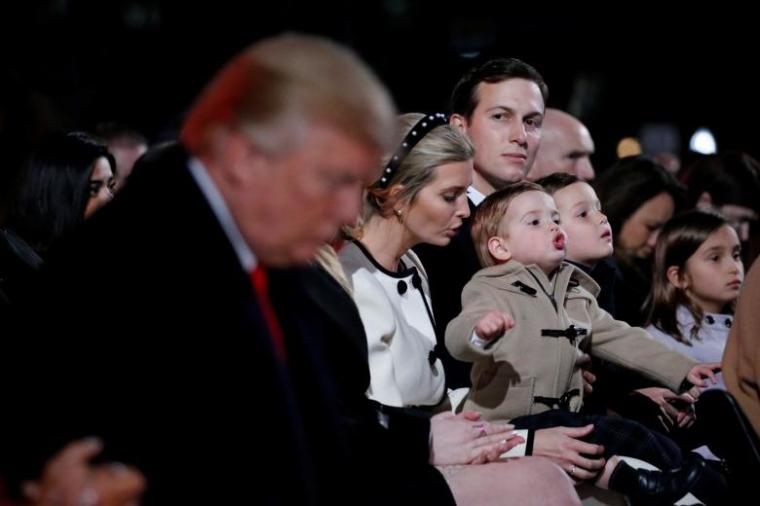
[430,411,524,466]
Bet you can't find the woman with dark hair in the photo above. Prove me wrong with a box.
[0,132,115,303]
[594,156,684,326]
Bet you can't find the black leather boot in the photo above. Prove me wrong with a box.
[608,454,706,506]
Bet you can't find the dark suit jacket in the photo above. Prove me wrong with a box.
[612,255,652,327]
[3,144,456,505]
[0,228,43,305]
[566,257,618,317]
[1,144,346,505]
[414,199,480,389]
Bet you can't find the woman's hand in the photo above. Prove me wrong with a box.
[430,411,524,465]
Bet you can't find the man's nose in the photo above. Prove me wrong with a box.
[575,159,595,181]
[509,121,527,145]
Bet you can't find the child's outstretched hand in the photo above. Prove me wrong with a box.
[686,362,721,388]
[474,310,515,341]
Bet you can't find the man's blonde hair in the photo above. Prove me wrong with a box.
[181,33,396,156]
[471,181,545,267]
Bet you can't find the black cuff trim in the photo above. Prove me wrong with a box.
[525,429,535,455]
[679,377,693,394]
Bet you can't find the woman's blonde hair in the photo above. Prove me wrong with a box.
[314,244,352,295]
[362,113,473,221]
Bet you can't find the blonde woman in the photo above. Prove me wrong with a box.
[340,113,473,409]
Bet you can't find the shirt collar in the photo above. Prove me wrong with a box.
[187,157,257,272]
[467,185,486,206]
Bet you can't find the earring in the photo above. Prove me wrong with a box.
[394,209,404,222]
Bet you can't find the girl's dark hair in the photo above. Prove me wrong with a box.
[647,210,733,343]
[594,156,685,258]
[5,132,114,254]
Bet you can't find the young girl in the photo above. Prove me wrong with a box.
[647,210,745,390]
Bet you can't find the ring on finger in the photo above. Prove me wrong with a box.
[569,464,576,477]
[473,423,488,438]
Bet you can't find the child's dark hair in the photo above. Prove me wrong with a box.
[534,172,582,195]
[647,210,737,343]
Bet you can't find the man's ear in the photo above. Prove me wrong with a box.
[208,126,249,162]
[666,265,688,289]
[230,129,268,175]
[204,124,231,155]
[487,236,512,263]
[449,114,468,133]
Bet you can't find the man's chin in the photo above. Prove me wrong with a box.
[291,246,323,265]
[258,245,321,267]
[488,171,527,190]
[503,166,529,183]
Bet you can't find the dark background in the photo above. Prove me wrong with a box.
[1,1,757,178]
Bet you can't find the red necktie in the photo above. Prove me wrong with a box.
[250,266,287,360]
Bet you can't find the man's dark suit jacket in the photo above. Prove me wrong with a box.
[414,199,480,389]
[1,144,453,505]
